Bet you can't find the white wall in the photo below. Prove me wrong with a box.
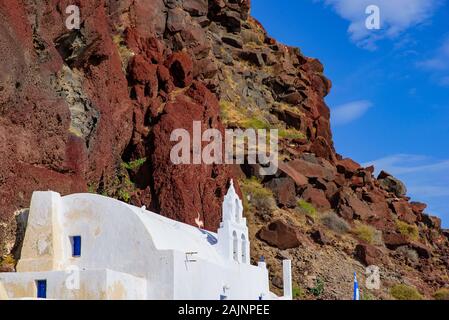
[57,194,159,275]
[16,193,177,299]
[0,281,8,299]
[16,192,62,272]
[0,269,147,299]
[172,251,270,300]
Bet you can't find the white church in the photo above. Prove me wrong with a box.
[0,181,292,300]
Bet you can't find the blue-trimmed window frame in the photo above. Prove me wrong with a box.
[70,235,81,257]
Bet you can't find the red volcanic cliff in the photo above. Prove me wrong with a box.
[0,0,448,299]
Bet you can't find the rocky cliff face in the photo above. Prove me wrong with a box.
[0,0,448,299]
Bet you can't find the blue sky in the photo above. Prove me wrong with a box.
[252,0,449,227]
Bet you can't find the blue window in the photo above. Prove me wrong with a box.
[36,280,47,299]
[71,236,81,257]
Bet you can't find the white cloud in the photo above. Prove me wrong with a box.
[408,88,417,96]
[417,37,449,86]
[332,100,372,125]
[319,0,441,49]
[363,154,449,175]
[439,76,449,87]
[418,58,449,71]
[363,154,424,173]
[408,186,449,197]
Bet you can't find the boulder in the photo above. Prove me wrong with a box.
[442,229,449,240]
[377,171,407,197]
[392,201,416,224]
[409,242,432,259]
[132,0,167,37]
[241,29,263,45]
[410,202,427,215]
[128,55,159,103]
[383,231,410,249]
[270,108,303,130]
[311,229,330,245]
[222,35,243,48]
[129,55,158,85]
[315,116,333,143]
[350,175,365,188]
[271,276,284,289]
[283,158,336,181]
[257,220,301,250]
[195,15,210,27]
[365,165,375,174]
[336,158,361,175]
[284,110,303,129]
[322,180,338,198]
[367,202,395,230]
[334,173,347,187]
[165,52,193,88]
[230,0,251,19]
[278,161,308,186]
[422,214,442,230]
[157,65,174,93]
[279,92,303,105]
[362,189,386,203]
[355,244,387,266]
[300,186,331,210]
[308,176,329,191]
[333,187,374,220]
[310,136,335,163]
[239,50,264,67]
[193,57,218,79]
[263,76,289,95]
[166,7,189,33]
[180,24,210,58]
[265,177,296,208]
[216,10,243,32]
[183,0,208,16]
[306,57,324,73]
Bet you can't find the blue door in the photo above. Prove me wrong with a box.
[72,236,81,257]
[36,280,47,299]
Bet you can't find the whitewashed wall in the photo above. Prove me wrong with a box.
[0,281,8,299]
[0,269,147,299]
[172,251,270,300]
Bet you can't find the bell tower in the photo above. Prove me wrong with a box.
[216,180,250,264]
